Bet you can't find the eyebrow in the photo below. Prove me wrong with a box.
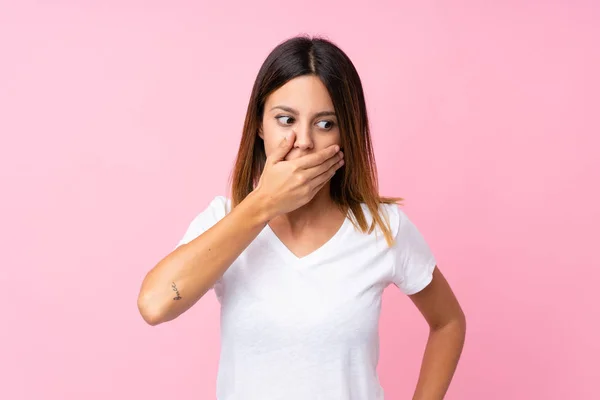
[270,105,337,119]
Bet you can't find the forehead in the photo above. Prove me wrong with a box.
[265,75,333,110]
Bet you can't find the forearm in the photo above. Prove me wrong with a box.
[137,190,272,325]
[412,317,466,400]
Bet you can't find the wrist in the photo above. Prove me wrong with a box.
[243,189,276,227]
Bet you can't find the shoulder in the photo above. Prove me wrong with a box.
[207,195,232,215]
[189,195,231,222]
[377,202,425,242]
[351,201,401,226]
[375,202,402,237]
[176,195,231,248]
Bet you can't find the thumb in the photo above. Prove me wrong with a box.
[269,131,295,163]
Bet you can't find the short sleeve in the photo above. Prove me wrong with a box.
[175,195,231,249]
[390,205,437,295]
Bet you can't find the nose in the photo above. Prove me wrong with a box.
[292,123,314,151]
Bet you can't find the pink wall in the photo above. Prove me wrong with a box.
[1,1,598,399]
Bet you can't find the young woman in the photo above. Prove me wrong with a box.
[137,35,466,400]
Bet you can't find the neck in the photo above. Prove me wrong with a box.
[274,185,340,232]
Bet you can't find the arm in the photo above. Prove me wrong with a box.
[137,190,272,326]
[409,266,466,400]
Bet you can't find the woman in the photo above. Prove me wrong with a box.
[137,35,466,400]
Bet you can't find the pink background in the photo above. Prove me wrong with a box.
[1,1,599,399]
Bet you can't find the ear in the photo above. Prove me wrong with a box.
[257,125,264,140]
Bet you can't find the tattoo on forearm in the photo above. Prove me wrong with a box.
[172,282,182,300]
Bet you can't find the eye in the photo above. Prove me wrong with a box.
[317,120,335,130]
[275,115,294,125]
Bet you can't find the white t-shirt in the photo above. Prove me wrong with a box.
[176,195,437,400]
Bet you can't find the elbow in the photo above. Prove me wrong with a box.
[452,307,466,327]
[458,308,467,332]
[432,309,467,336]
[137,292,166,326]
[451,310,467,343]
[449,308,467,335]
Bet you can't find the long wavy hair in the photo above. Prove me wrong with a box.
[227,35,403,247]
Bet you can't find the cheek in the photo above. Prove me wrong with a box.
[261,123,286,154]
[316,131,341,148]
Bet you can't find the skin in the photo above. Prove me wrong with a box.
[259,75,347,259]
[409,267,466,399]
[138,74,465,398]
[261,75,466,399]
[136,76,343,326]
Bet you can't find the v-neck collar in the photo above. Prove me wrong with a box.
[263,212,351,266]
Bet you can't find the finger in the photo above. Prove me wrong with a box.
[293,144,340,170]
[304,150,343,180]
[267,131,295,164]
[309,169,335,196]
[308,155,343,191]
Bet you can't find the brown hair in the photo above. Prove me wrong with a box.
[227,34,403,247]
